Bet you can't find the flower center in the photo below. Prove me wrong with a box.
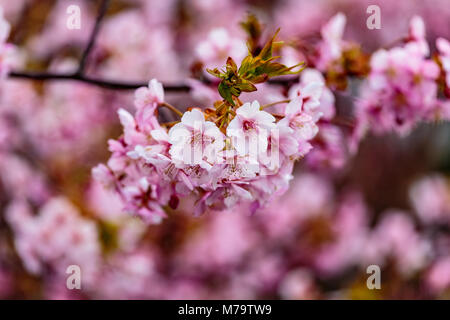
[191,131,203,146]
[243,120,256,131]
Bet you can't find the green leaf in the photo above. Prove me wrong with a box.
[240,13,263,42]
[206,68,224,79]
[207,24,306,105]
[240,13,263,55]
[248,74,268,84]
[258,28,280,61]
[218,82,234,105]
[235,81,257,92]
[226,57,237,72]
[238,55,254,76]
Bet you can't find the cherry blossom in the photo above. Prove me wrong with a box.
[437,37,450,90]
[315,13,347,71]
[169,108,224,170]
[227,101,276,158]
[195,28,247,71]
[2,1,450,300]
[357,16,442,135]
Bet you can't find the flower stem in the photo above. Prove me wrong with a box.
[159,102,184,117]
[260,99,291,110]
[161,120,180,128]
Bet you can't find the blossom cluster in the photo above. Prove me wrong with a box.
[357,16,449,135]
[93,75,324,222]
[5,197,101,282]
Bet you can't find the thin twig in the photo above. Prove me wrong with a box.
[260,99,291,110]
[76,0,110,75]
[159,102,184,117]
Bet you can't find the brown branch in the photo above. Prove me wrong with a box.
[6,0,293,92]
[8,71,191,91]
[76,0,110,75]
[5,0,308,94]
[8,71,290,91]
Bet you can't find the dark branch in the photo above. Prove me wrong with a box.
[9,71,191,91]
[5,0,301,95]
[77,0,110,75]
[8,71,291,91]
[7,0,294,92]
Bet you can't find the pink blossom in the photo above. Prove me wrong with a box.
[169,108,224,170]
[305,123,348,170]
[314,192,369,277]
[122,177,167,224]
[425,257,450,294]
[26,0,94,59]
[96,11,182,82]
[410,174,450,225]
[289,68,336,121]
[278,269,318,299]
[134,78,164,113]
[316,13,347,71]
[227,101,276,158]
[175,211,258,272]
[357,16,441,135]
[406,16,429,56]
[6,197,101,283]
[363,211,430,276]
[94,249,159,299]
[437,37,450,89]
[195,28,247,70]
[281,97,319,140]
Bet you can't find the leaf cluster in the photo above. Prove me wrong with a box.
[207,29,305,105]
